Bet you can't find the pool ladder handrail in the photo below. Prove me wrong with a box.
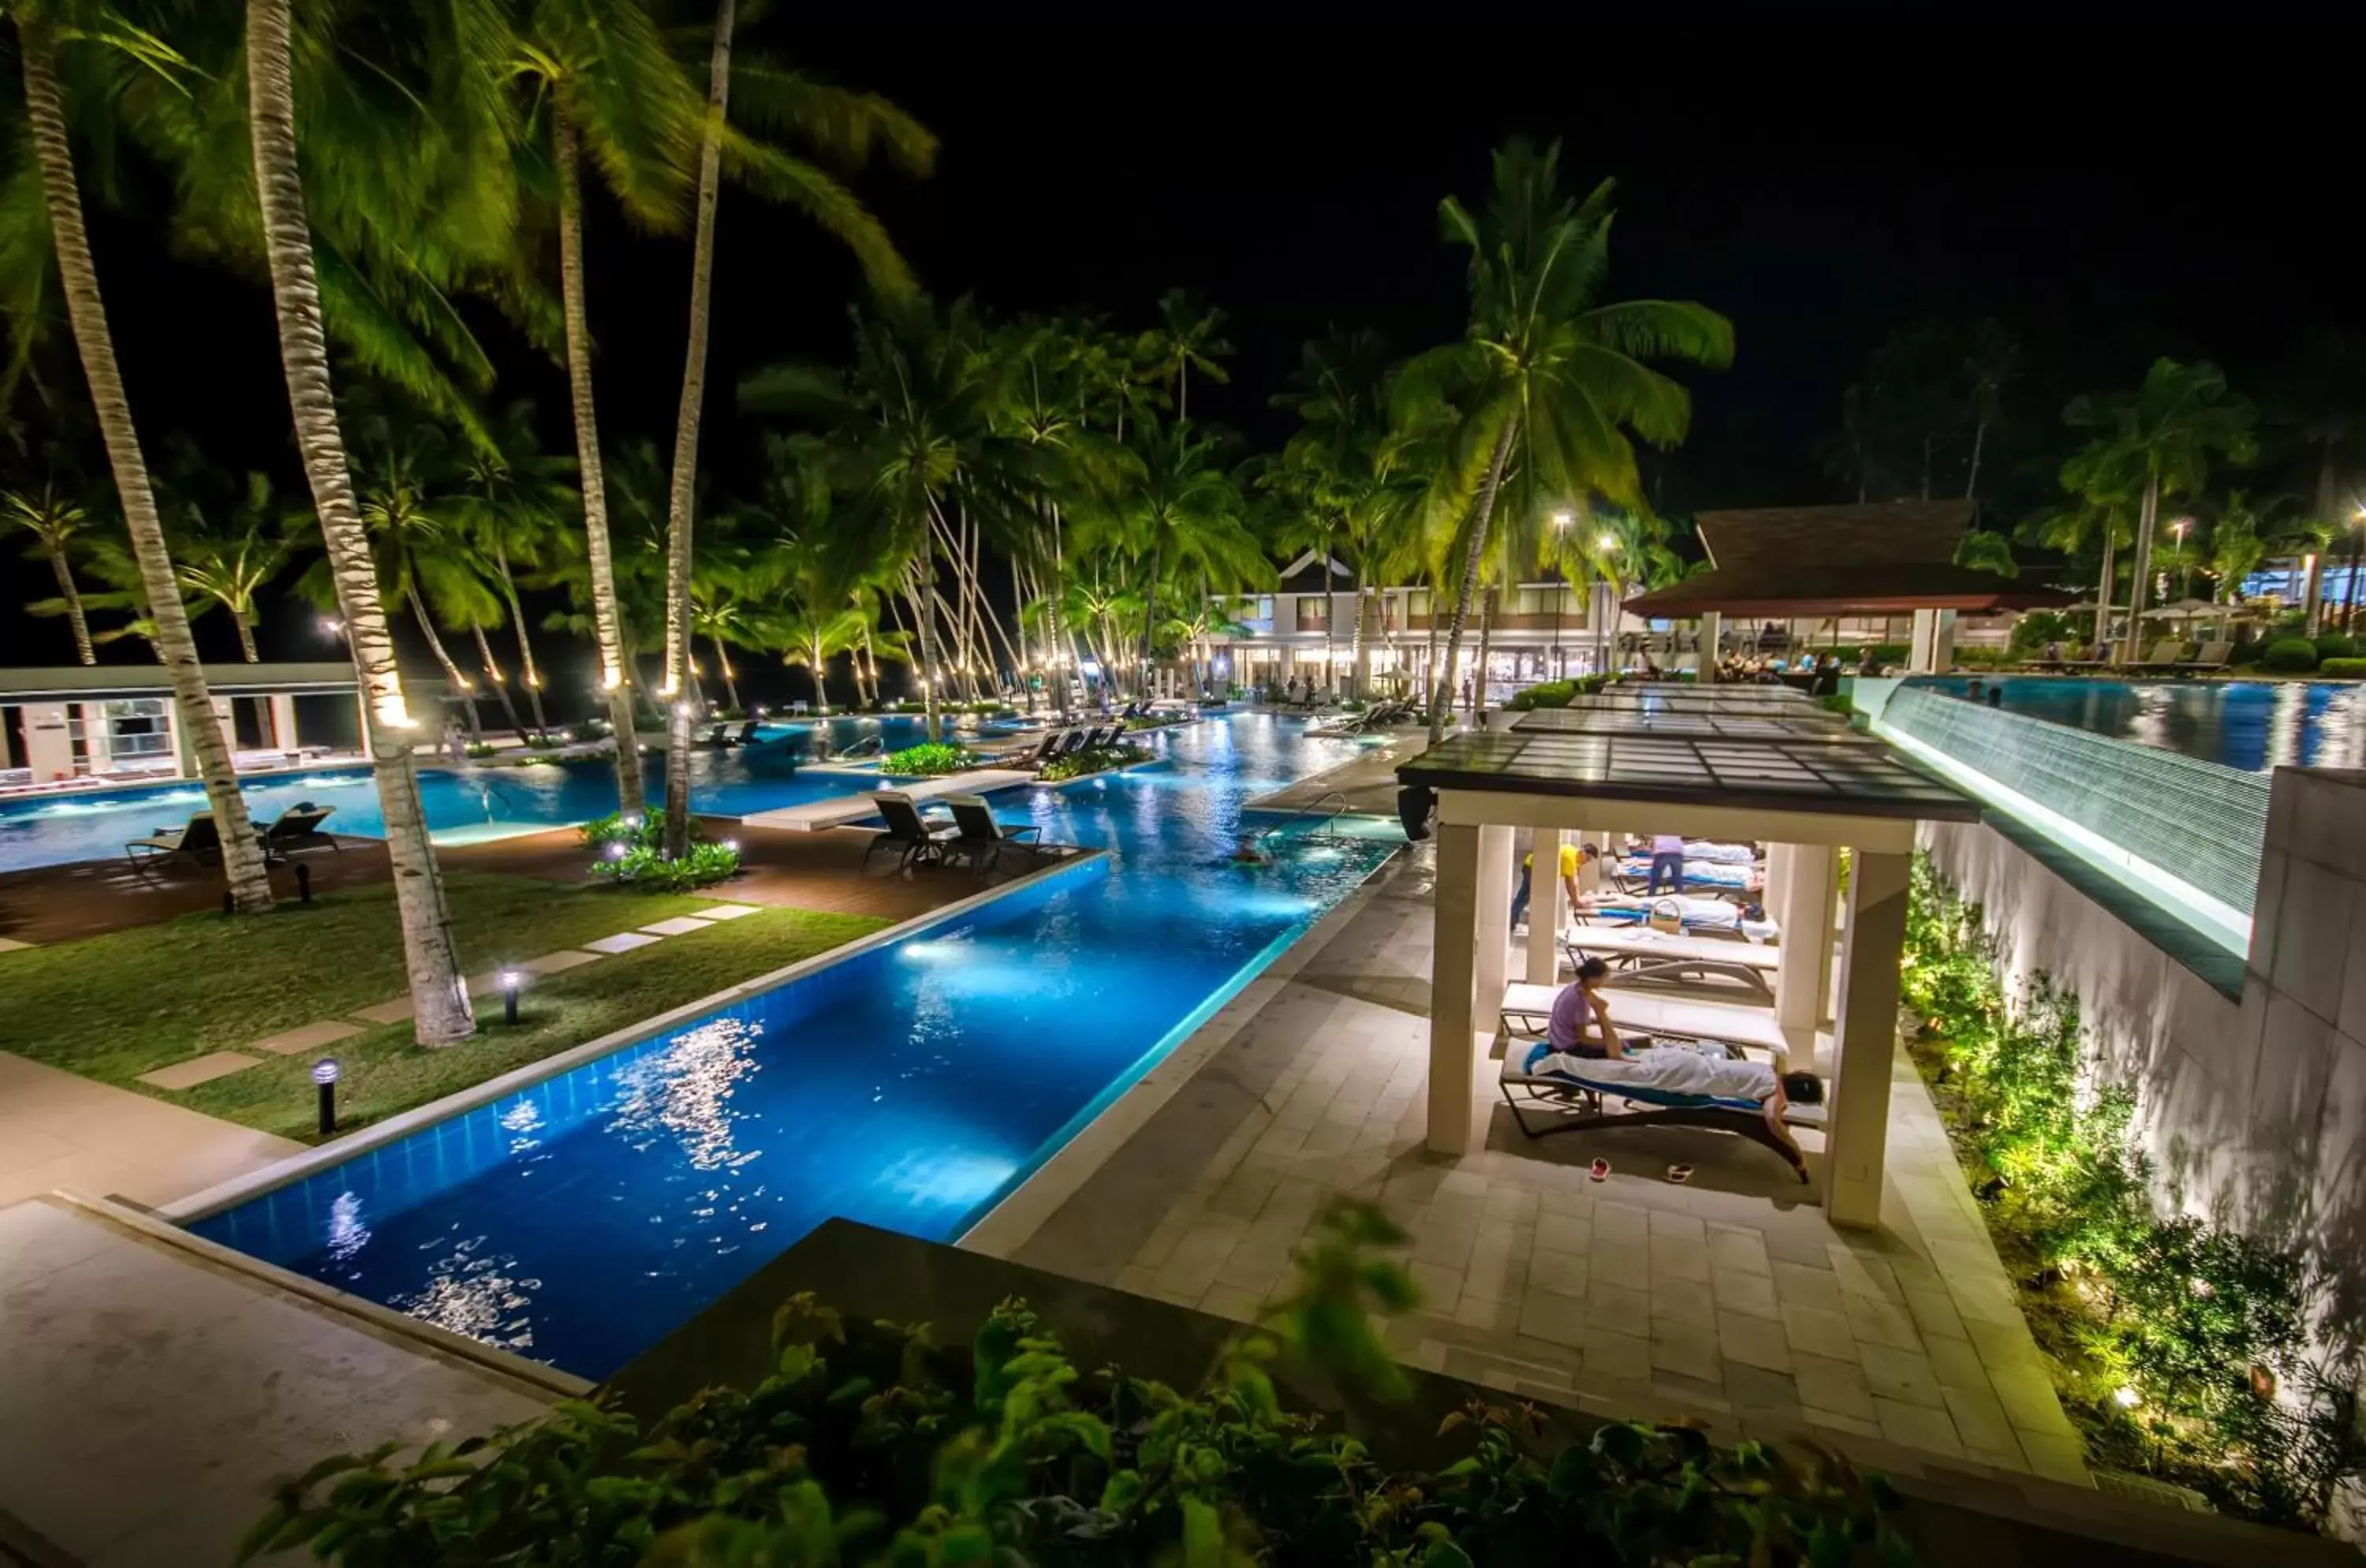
[1256,790,1353,846]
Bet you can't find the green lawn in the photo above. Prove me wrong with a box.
[0,870,886,1144]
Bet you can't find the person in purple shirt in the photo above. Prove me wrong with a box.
[1549,958,1650,1059]
[1646,831,1686,894]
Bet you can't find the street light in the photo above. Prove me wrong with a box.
[1595,530,1622,677]
[1550,511,1573,679]
[2170,517,2192,603]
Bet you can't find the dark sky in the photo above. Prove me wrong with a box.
[9,24,2359,682]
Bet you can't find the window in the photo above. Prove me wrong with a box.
[1296,596,1330,632]
[101,698,170,762]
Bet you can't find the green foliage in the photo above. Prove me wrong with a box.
[2260,637,2319,674]
[2010,610,2074,652]
[2311,633,2356,661]
[882,741,976,776]
[463,740,496,760]
[1041,743,1151,782]
[244,1200,1909,1566]
[2319,658,2366,680]
[580,812,741,891]
[1501,674,1611,711]
[1903,858,2363,1528]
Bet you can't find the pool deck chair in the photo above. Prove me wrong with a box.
[1561,925,1777,1000]
[1497,1041,1811,1182]
[2130,639,2189,674]
[864,790,957,874]
[261,805,340,858]
[125,812,223,874]
[1498,980,1790,1057]
[1016,729,1067,767]
[943,794,1040,874]
[2178,640,2232,674]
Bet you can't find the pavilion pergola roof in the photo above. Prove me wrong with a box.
[1510,707,1877,745]
[1621,502,2076,618]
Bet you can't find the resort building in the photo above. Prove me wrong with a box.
[0,663,370,793]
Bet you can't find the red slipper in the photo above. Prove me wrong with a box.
[1588,1158,1610,1182]
[1666,1163,1694,1185]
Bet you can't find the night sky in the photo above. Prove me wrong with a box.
[9,26,2360,685]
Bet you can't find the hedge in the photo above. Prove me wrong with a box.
[2260,638,2319,674]
[2319,658,2366,679]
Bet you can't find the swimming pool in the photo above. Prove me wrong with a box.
[188,714,1397,1378]
[0,715,967,872]
[1914,677,2366,772]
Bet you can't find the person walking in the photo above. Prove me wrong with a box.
[1646,831,1686,895]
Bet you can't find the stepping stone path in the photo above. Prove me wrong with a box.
[0,936,33,952]
[132,903,770,1096]
[137,1051,263,1091]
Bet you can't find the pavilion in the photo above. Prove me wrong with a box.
[0,663,371,792]
[1396,681,1982,1229]
[1621,502,2074,674]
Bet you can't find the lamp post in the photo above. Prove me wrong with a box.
[2171,518,2191,604]
[1595,530,1621,678]
[1550,511,1572,678]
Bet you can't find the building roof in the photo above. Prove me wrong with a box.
[1274,550,1352,593]
[1623,502,2075,618]
[0,663,367,700]
[1510,707,1874,745]
[1397,728,1978,820]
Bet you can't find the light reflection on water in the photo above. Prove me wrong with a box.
[1920,676,2366,771]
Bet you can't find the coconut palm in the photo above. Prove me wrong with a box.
[453,402,572,738]
[1114,418,1263,693]
[2064,360,2256,662]
[12,2,273,909]
[247,0,471,1041]
[1140,289,1233,423]
[1405,139,1733,738]
[171,472,299,662]
[2,478,95,662]
[2021,486,2131,642]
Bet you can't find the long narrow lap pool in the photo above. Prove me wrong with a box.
[189,713,1398,1378]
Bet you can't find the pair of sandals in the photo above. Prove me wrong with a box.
[1588,1156,1692,1185]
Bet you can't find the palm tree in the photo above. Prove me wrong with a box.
[2,480,95,662]
[2021,487,2130,644]
[13,2,272,910]
[247,0,471,1042]
[1961,319,2019,503]
[2064,360,2256,663]
[453,403,571,738]
[1117,420,1263,693]
[172,473,297,663]
[1405,140,1732,738]
[1141,289,1233,423]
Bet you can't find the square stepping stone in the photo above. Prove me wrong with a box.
[139,1051,262,1091]
[585,931,662,954]
[640,917,715,937]
[248,1019,366,1057]
[523,949,603,976]
[352,996,416,1025]
[690,904,761,921]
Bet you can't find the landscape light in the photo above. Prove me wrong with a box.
[722,838,739,852]
[2113,1386,2140,1409]
[312,1057,340,1135]
[318,616,344,637]
[500,969,522,1025]
[606,842,627,860]
[675,700,694,717]
[1597,532,1619,552]
[1551,510,1573,529]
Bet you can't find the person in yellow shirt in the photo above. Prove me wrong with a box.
[1510,838,1599,931]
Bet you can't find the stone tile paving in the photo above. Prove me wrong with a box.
[135,1051,263,1092]
[523,947,603,975]
[640,916,718,936]
[246,1019,365,1057]
[1009,859,2086,1486]
[584,931,662,954]
[0,1051,300,1210]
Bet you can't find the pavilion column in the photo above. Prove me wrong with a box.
[1474,823,1514,1015]
[1698,612,1722,683]
[1525,827,1566,984]
[1775,842,1837,1065]
[1824,846,1909,1228]
[268,692,298,752]
[1426,820,1485,1155]
[1908,609,1957,674]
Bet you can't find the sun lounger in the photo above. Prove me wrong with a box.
[1499,980,1790,1056]
[1561,924,1777,999]
[1497,1041,1811,1181]
[125,812,223,873]
[2130,639,2189,674]
[943,794,1040,875]
[2177,640,2231,674]
[1615,856,1761,891]
[864,790,957,874]
[261,804,340,858]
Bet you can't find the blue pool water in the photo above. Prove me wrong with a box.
[0,716,965,872]
[1914,677,2366,772]
[191,715,1398,1377]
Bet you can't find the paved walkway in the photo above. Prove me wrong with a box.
[1006,849,2086,1487]
[740,769,1035,832]
[0,1052,300,1212]
[0,1196,554,1566]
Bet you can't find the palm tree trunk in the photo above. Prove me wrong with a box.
[2094,521,2118,649]
[234,613,259,664]
[412,602,481,738]
[1140,547,1162,700]
[1352,573,1373,701]
[2118,472,2161,665]
[247,0,473,1040]
[492,546,549,735]
[905,565,942,738]
[473,624,527,739]
[659,0,733,859]
[45,552,95,665]
[1964,417,1989,502]
[1472,566,1496,718]
[551,91,643,816]
[711,636,742,712]
[1427,419,1518,741]
[19,11,273,913]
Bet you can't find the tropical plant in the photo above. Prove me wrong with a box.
[1954,528,2016,576]
[1404,139,1732,738]
[450,402,572,737]
[2063,360,2256,663]
[880,740,971,776]
[582,809,738,890]
[12,0,274,910]
[1,476,95,662]
[170,471,300,663]
[1111,417,1263,693]
[246,0,471,1041]
[1039,738,1151,781]
[2021,488,2131,638]
[1140,286,1232,422]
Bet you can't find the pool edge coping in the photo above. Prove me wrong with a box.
[955,840,1405,1259]
[159,846,1112,1226]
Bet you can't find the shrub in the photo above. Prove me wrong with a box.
[1502,674,1612,711]
[567,718,610,743]
[882,741,975,775]
[578,812,742,890]
[241,1201,1909,1567]
[2319,657,2366,679]
[463,740,496,759]
[2260,637,2319,673]
[1041,742,1150,782]
[2312,633,2357,661]
[1903,858,2364,1528]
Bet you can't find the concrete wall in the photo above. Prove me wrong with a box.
[1920,767,2366,1357]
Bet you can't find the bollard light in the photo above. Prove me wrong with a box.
[312,1057,340,1136]
[295,862,312,903]
[500,969,522,1026]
